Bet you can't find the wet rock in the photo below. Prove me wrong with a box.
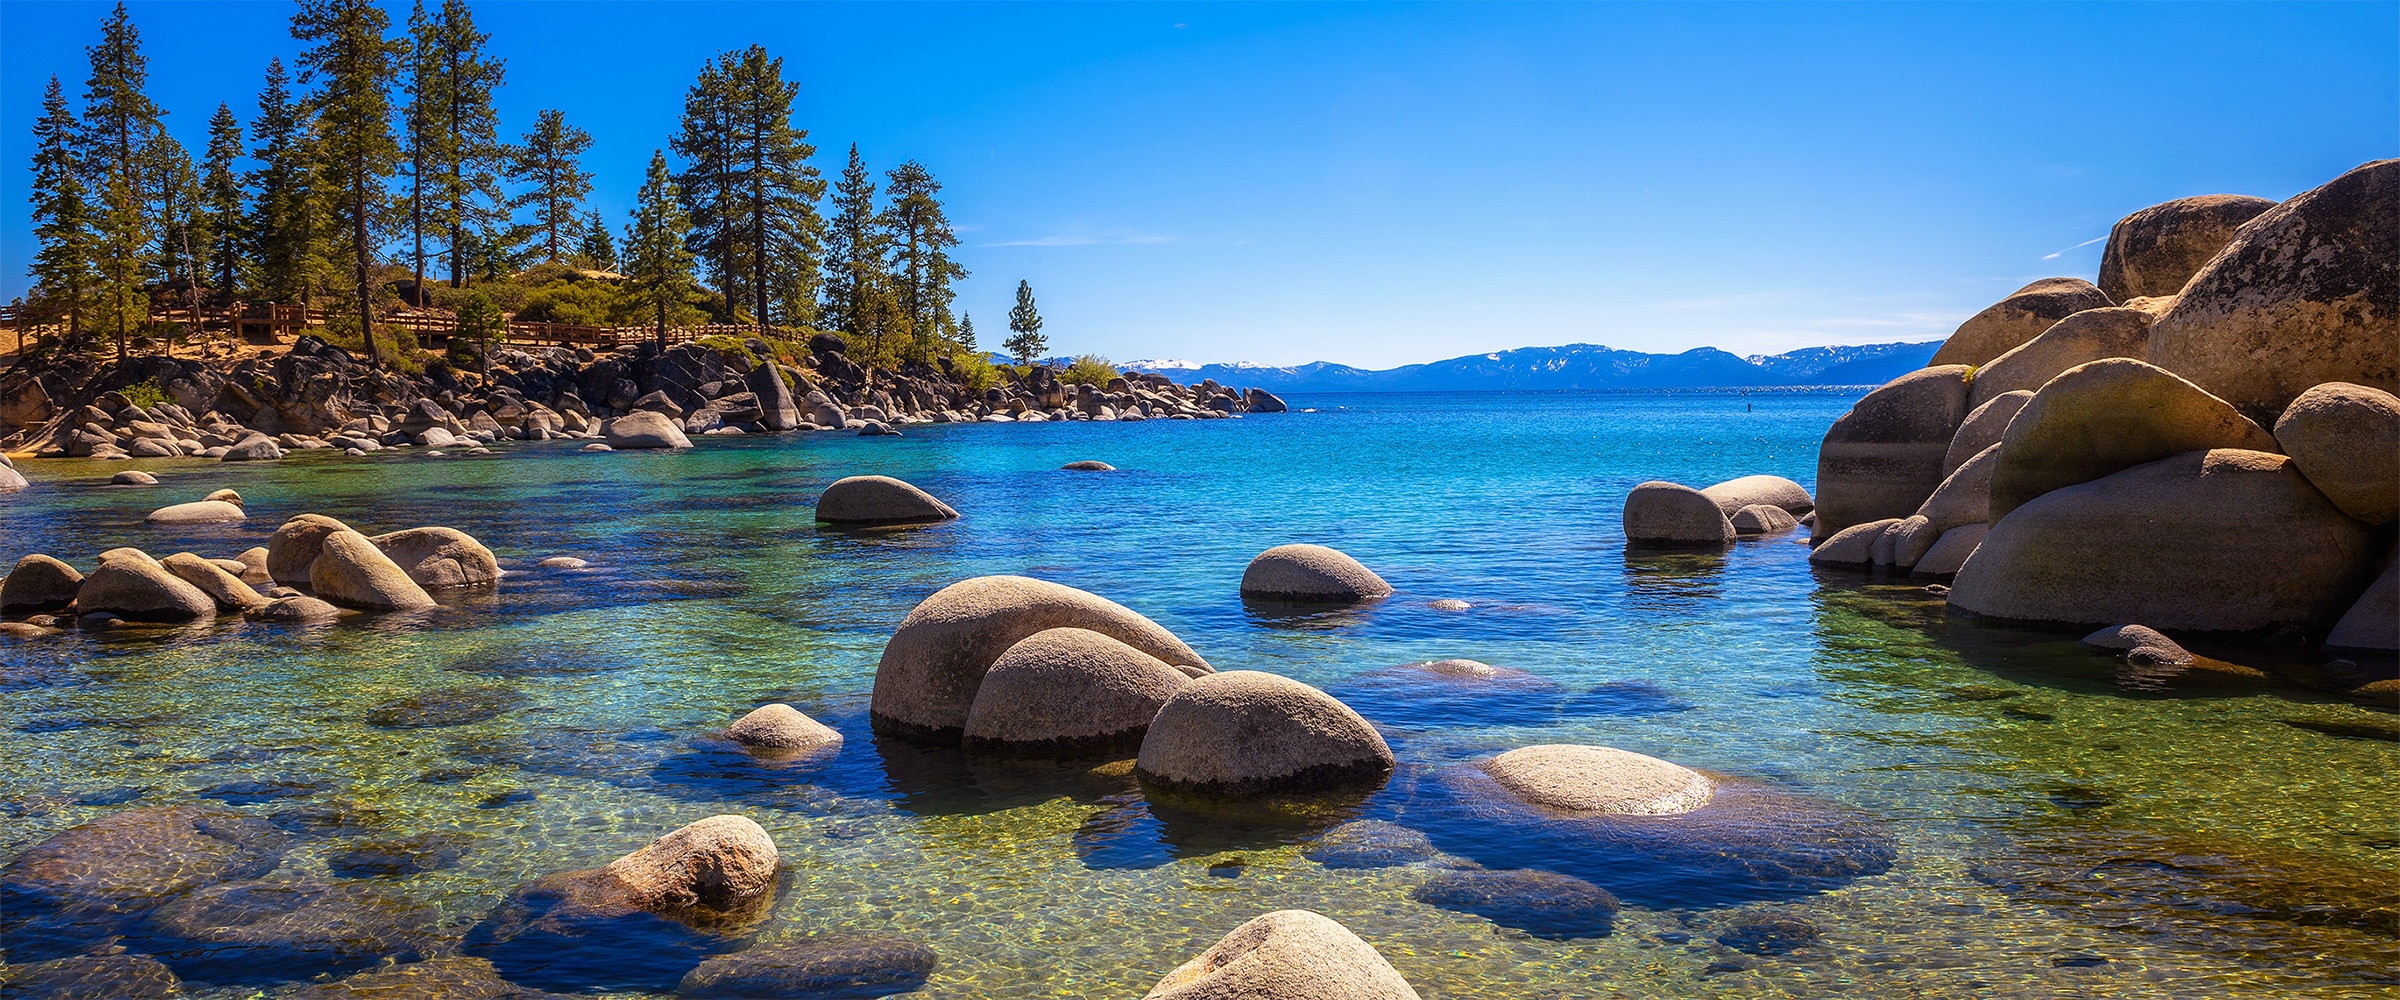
[1145,909,1420,1000]
[872,575,1209,743]
[815,475,958,526]
[145,497,246,524]
[326,832,472,878]
[1561,680,1696,717]
[371,526,501,588]
[1813,366,1973,540]
[723,703,843,755]
[365,686,528,728]
[268,513,357,585]
[160,550,269,611]
[111,470,161,486]
[202,777,330,804]
[603,410,694,449]
[1413,868,1621,939]
[1716,913,1819,956]
[0,805,289,958]
[1303,819,1441,869]
[1622,482,1735,548]
[286,955,574,999]
[677,933,938,999]
[249,594,345,622]
[73,548,218,621]
[2097,193,2278,300]
[538,556,588,569]
[1482,744,1713,815]
[1953,450,2375,632]
[1136,671,1394,796]
[1698,475,1814,517]
[2147,159,2398,422]
[312,530,438,611]
[963,627,1193,755]
[2,554,83,612]
[1062,460,1116,471]
[2273,381,2400,525]
[1987,358,2279,522]
[139,877,436,982]
[1239,543,1394,602]
[2081,625,2196,666]
[1730,504,1799,537]
[1328,659,1563,730]
[1929,277,2113,368]
[0,953,180,999]
[1808,518,1898,569]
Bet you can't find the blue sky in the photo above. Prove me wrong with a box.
[1,2,2392,368]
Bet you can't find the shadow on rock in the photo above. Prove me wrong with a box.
[133,877,438,985]
[1075,784,1377,871]
[678,933,938,999]
[463,867,778,994]
[1412,868,1621,939]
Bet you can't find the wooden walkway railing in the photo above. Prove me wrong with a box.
[3,302,768,354]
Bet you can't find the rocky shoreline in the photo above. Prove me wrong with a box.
[0,332,1291,464]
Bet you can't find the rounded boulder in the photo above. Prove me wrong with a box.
[268,514,356,585]
[159,551,269,612]
[1135,670,1393,796]
[1953,449,2376,632]
[2,554,84,613]
[963,627,1193,755]
[371,526,501,588]
[1730,503,1798,537]
[73,548,218,621]
[1943,390,2032,477]
[1622,482,1734,548]
[1239,543,1394,601]
[144,499,244,525]
[2147,160,2399,422]
[815,475,959,526]
[1929,277,2114,368]
[1143,909,1420,1000]
[1481,744,1714,816]
[1967,306,2156,408]
[2273,382,2400,524]
[1698,474,1813,516]
[1987,358,2280,522]
[1812,366,1973,540]
[872,575,1210,742]
[601,815,779,911]
[309,530,438,612]
[2097,193,2279,301]
[602,410,694,449]
[723,704,842,755]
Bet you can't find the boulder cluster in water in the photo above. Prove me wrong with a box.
[1624,158,2398,678]
[0,331,1290,467]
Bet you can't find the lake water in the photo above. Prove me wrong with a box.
[3,389,2394,998]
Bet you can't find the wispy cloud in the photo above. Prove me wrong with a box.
[2040,235,2107,260]
[982,229,1176,248]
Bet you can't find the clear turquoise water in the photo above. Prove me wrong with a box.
[3,389,2395,998]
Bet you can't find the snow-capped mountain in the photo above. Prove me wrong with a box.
[1115,341,1941,392]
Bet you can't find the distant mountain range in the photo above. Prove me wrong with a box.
[1103,340,1942,393]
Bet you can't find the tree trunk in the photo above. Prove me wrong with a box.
[356,171,379,369]
[751,145,766,334]
[654,296,665,351]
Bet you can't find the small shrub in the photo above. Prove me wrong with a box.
[119,378,167,409]
[1061,353,1120,388]
[692,334,761,371]
[946,351,1001,393]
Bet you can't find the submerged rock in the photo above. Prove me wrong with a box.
[1716,912,1820,956]
[1413,868,1621,939]
[365,685,528,728]
[286,955,573,999]
[325,832,472,878]
[1327,659,1563,731]
[815,475,959,526]
[1136,671,1393,796]
[1146,909,1420,1000]
[1303,820,1442,869]
[677,934,938,999]
[0,953,180,999]
[1239,543,1394,602]
[0,805,290,958]
[139,877,437,982]
[872,575,1209,743]
[963,627,1193,755]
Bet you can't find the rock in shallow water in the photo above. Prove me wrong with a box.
[1622,481,1735,548]
[365,685,528,728]
[0,806,290,959]
[1145,909,1420,1000]
[963,627,1193,755]
[677,933,938,999]
[724,703,843,755]
[1303,819,1441,869]
[815,475,958,526]
[137,877,437,982]
[1413,868,1621,939]
[312,530,438,611]
[2,554,83,612]
[286,955,575,999]
[1239,543,1393,602]
[0,953,180,999]
[1136,671,1392,796]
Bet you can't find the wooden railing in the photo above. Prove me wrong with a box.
[1,302,770,355]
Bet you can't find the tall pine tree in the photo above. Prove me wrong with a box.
[292,0,404,367]
[28,76,94,344]
[623,150,697,349]
[879,160,965,362]
[200,103,246,297]
[511,109,594,263]
[819,144,886,338]
[247,58,328,307]
[83,1,164,358]
[673,46,822,331]
[413,0,505,288]
[576,209,615,269]
[1004,280,1046,365]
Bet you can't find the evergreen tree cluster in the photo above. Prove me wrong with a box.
[20,0,993,373]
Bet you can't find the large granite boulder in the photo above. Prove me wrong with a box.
[963,627,1193,755]
[2147,159,2400,422]
[160,551,269,612]
[1419,745,1896,908]
[1929,278,2114,368]
[723,704,843,755]
[1943,390,2032,477]
[1143,910,1420,1000]
[872,576,1209,742]
[0,806,289,958]
[1622,482,1734,548]
[1698,475,1813,516]
[2273,382,2400,524]
[2326,558,2396,651]
[1968,306,2155,408]
[371,527,500,588]
[815,475,959,526]
[139,877,437,982]
[602,410,693,449]
[310,530,438,611]
[1911,522,1988,577]
[145,497,245,525]
[74,548,218,621]
[1918,443,1999,537]
[1953,450,2376,632]
[1730,504,1799,537]
[2,554,83,612]
[1239,543,1393,601]
[1987,359,2279,522]
[1813,366,1973,539]
[268,514,356,585]
[2097,193,2279,301]
[744,361,801,431]
[1135,671,1393,796]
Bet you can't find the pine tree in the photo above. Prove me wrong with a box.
[624,150,697,349]
[200,103,246,297]
[674,46,823,330]
[819,143,886,338]
[955,313,976,354]
[879,160,965,361]
[576,209,616,269]
[248,58,328,306]
[84,1,165,358]
[292,0,404,368]
[511,109,594,263]
[413,0,505,288]
[149,134,202,291]
[1004,280,1046,365]
[28,76,95,344]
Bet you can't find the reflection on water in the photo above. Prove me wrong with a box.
[3,389,2395,998]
